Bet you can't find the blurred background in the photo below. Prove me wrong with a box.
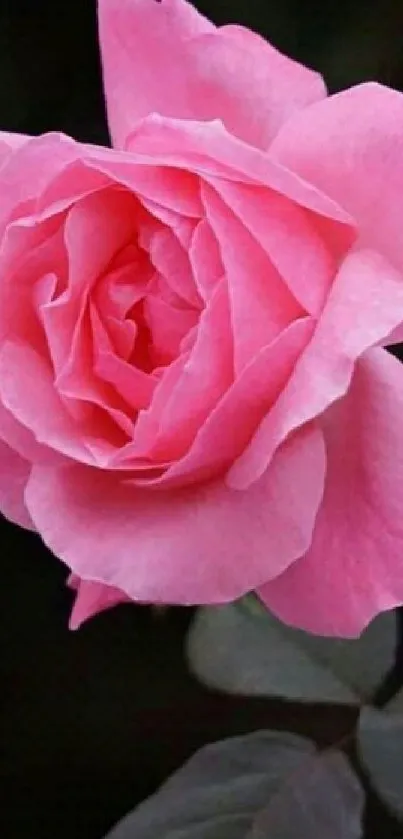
[1,2,403,838]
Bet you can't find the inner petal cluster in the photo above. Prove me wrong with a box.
[0,157,347,486]
[32,185,206,456]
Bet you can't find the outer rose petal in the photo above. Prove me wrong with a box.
[0,341,99,466]
[0,132,81,233]
[201,183,302,373]
[259,349,403,637]
[25,424,325,605]
[67,576,128,629]
[271,83,403,275]
[0,439,34,529]
[98,0,325,150]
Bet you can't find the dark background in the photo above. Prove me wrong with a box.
[1,2,403,838]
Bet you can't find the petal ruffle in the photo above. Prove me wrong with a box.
[67,575,127,629]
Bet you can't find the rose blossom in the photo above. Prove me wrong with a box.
[1,0,403,637]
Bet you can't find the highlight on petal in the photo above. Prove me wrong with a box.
[98,0,325,149]
[0,131,28,168]
[260,349,403,637]
[25,423,325,606]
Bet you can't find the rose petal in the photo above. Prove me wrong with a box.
[0,340,98,465]
[26,422,325,604]
[0,438,34,529]
[87,155,202,217]
[228,248,403,489]
[259,349,403,637]
[0,399,65,467]
[36,159,112,218]
[91,304,157,411]
[185,26,325,150]
[116,280,233,464]
[64,189,137,291]
[0,132,80,233]
[146,226,201,308]
[124,115,354,228]
[68,577,128,629]
[0,218,66,356]
[41,189,137,374]
[146,279,233,459]
[98,0,212,147]
[111,352,190,467]
[145,316,315,488]
[94,246,150,334]
[55,298,134,440]
[0,131,28,167]
[212,177,352,314]
[202,182,302,372]
[189,218,223,302]
[271,82,403,275]
[144,294,199,364]
[98,0,325,149]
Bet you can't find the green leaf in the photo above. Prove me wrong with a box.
[104,731,363,838]
[358,688,403,820]
[186,603,396,705]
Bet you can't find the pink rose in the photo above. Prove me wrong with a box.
[1,0,403,637]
